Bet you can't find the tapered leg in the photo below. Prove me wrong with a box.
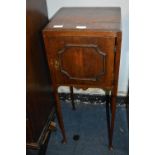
[108,32,121,149]
[70,86,75,110]
[109,92,117,150]
[54,89,67,143]
[105,91,110,145]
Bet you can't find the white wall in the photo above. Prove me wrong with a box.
[46,0,129,96]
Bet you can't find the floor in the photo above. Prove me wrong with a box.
[45,100,129,155]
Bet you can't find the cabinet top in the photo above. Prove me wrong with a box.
[44,7,121,33]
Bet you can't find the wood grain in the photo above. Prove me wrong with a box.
[26,0,54,147]
[43,7,122,149]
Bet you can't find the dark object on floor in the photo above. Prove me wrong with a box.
[73,135,80,141]
[46,101,129,155]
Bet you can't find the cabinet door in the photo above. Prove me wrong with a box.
[46,36,116,87]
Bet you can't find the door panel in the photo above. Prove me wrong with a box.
[47,37,115,86]
[58,44,106,81]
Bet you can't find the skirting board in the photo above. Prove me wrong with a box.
[58,86,128,96]
[59,93,128,106]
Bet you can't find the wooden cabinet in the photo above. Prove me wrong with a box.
[26,0,55,152]
[43,7,122,149]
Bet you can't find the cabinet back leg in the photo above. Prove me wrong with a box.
[105,91,110,145]
[109,94,116,150]
[70,86,76,110]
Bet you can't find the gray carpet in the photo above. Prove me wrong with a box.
[46,101,129,155]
